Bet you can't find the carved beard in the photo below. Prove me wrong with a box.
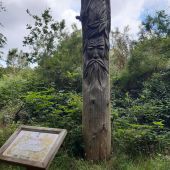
[84,58,108,87]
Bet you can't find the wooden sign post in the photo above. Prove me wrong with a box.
[0,126,67,170]
[77,0,111,160]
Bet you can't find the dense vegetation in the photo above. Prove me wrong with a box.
[0,6,170,170]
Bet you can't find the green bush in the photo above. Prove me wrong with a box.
[116,37,170,90]
[23,88,83,156]
[113,120,169,157]
[0,69,42,109]
[112,70,170,157]
[0,124,18,147]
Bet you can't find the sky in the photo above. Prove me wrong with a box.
[0,0,170,65]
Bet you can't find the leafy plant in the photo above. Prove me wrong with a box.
[23,88,83,156]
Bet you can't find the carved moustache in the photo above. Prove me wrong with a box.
[84,58,108,79]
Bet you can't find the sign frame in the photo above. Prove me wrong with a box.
[0,125,67,170]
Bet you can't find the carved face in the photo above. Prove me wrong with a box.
[84,36,108,84]
[87,36,105,60]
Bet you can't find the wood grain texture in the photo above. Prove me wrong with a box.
[77,0,111,160]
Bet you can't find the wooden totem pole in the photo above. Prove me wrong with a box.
[77,0,111,160]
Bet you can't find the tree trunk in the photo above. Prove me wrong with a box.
[77,0,111,160]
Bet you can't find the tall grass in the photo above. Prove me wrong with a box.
[0,153,169,170]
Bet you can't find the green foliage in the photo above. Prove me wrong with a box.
[0,153,170,170]
[110,26,131,74]
[0,31,6,48]
[113,120,169,157]
[0,69,45,126]
[112,69,170,157]
[0,66,6,78]
[6,48,29,69]
[142,70,170,99]
[0,74,26,109]
[23,88,83,156]
[140,10,170,39]
[116,36,170,90]
[0,1,6,57]
[23,8,66,63]
[56,25,82,75]
[37,26,82,92]
[0,123,18,147]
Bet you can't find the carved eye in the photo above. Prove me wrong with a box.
[88,47,94,51]
[98,46,104,50]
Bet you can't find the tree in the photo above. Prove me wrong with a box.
[23,8,66,64]
[139,10,170,39]
[0,1,5,12]
[0,33,6,57]
[110,26,132,73]
[0,1,7,58]
[37,25,82,92]
[7,48,29,73]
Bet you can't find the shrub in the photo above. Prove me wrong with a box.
[112,70,170,157]
[0,69,41,109]
[0,124,18,147]
[23,88,83,157]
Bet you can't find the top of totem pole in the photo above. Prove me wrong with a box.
[77,0,111,41]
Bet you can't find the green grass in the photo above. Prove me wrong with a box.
[0,154,170,170]
[0,125,169,170]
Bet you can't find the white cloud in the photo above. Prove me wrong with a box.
[143,0,170,11]
[61,9,81,31]
[110,0,170,38]
[111,0,145,37]
[45,0,81,31]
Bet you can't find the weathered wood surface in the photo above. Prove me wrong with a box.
[77,0,111,160]
[0,126,67,170]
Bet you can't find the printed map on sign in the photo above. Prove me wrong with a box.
[3,130,59,162]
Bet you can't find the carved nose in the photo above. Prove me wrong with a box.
[94,55,98,59]
[93,50,98,59]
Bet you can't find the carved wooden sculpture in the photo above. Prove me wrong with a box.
[77,0,111,160]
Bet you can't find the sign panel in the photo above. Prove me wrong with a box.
[0,126,67,169]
